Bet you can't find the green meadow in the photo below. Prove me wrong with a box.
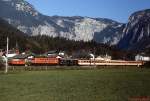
[0,68,150,101]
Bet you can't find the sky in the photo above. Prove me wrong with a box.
[26,0,150,23]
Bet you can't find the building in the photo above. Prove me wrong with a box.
[2,49,19,58]
[96,54,112,61]
[135,54,150,61]
[45,51,58,56]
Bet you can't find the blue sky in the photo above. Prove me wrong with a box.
[26,0,150,23]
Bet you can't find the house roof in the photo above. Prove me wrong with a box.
[12,53,35,59]
[46,50,58,54]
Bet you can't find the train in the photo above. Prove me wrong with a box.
[78,59,144,66]
[8,57,144,66]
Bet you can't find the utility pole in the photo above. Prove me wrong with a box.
[5,37,9,74]
[94,47,96,66]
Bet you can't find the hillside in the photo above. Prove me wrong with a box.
[0,0,124,45]
[118,9,150,51]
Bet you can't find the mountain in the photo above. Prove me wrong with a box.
[0,0,124,45]
[118,9,150,51]
[0,17,114,55]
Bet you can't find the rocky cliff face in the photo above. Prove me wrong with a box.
[0,0,124,45]
[118,9,150,50]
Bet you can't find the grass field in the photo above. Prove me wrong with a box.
[0,68,150,101]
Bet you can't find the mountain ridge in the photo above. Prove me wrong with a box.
[118,9,150,51]
[1,0,150,52]
[0,0,124,45]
